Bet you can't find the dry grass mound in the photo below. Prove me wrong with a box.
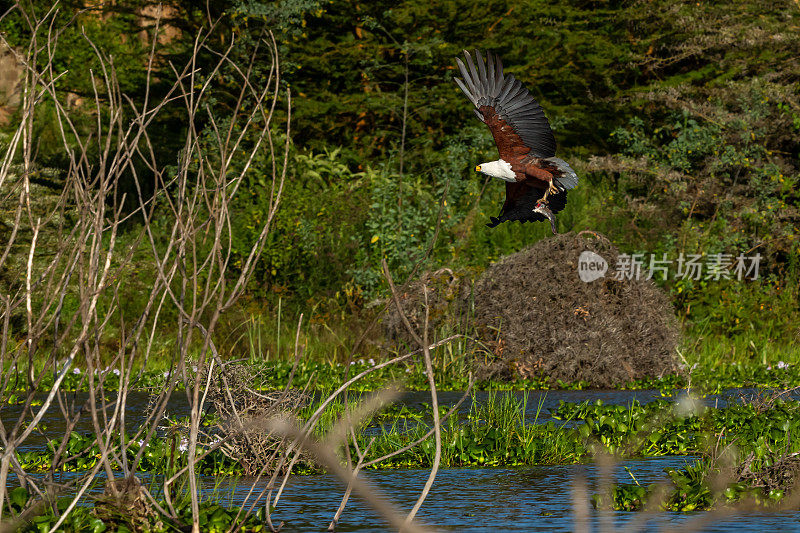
[472,232,682,387]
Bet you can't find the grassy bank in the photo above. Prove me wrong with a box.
[7,331,800,395]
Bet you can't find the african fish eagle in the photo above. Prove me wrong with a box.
[454,50,578,233]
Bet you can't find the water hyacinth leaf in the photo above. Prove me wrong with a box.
[56,498,72,512]
[9,486,29,509]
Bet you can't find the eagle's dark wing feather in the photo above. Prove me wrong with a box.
[455,50,556,159]
[486,184,568,228]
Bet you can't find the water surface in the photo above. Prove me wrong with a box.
[212,457,800,532]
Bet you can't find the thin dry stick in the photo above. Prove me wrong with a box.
[327,436,377,531]
[381,259,442,525]
[323,385,402,451]
[595,450,615,533]
[362,380,473,468]
[266,387,405,528]
[300,335,462,441]
[618,482,670,533]
[225,313,309,530]
[266,415,432,533]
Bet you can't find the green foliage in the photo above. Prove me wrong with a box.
[605,92,799,266]
[221,0,800,331]
[606,455,793,512]
[3,482,269,532]
[556,398,702,456]
[677,274,800,342]
[348,167,437,294]
[2,1,189,170]
[229,145,366,298]
[589,395,800,511]
[593,80,800,347]
[3,0,800,380]
[359,392,584,469]
[16,429,240,476]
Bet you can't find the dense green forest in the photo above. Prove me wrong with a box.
[2,0,799,368]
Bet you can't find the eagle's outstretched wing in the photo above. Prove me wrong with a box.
[455,50,556,160]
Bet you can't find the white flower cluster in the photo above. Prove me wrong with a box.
[767,361,790,370]
[60,363,121,376]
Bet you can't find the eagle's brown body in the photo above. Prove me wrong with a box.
[456,51,578,230]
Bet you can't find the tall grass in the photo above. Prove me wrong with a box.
[356,392,582,468]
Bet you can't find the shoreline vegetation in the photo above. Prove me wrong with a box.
[6,355,800,394]
[7,390,800,528]
[1,0,799,531]
[13,392,800,475]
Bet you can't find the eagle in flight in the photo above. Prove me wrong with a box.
[454,50,578,233]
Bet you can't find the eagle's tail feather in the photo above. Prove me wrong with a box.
[546,157,579,191]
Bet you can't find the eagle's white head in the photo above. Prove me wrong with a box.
[475,159,516,182]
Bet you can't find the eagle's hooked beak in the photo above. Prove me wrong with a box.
[475,165,481,172]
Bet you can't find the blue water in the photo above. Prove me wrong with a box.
[210,457,800,532]
[8,456,800,531]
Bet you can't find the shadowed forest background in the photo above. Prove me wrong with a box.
[2,0,799,375]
